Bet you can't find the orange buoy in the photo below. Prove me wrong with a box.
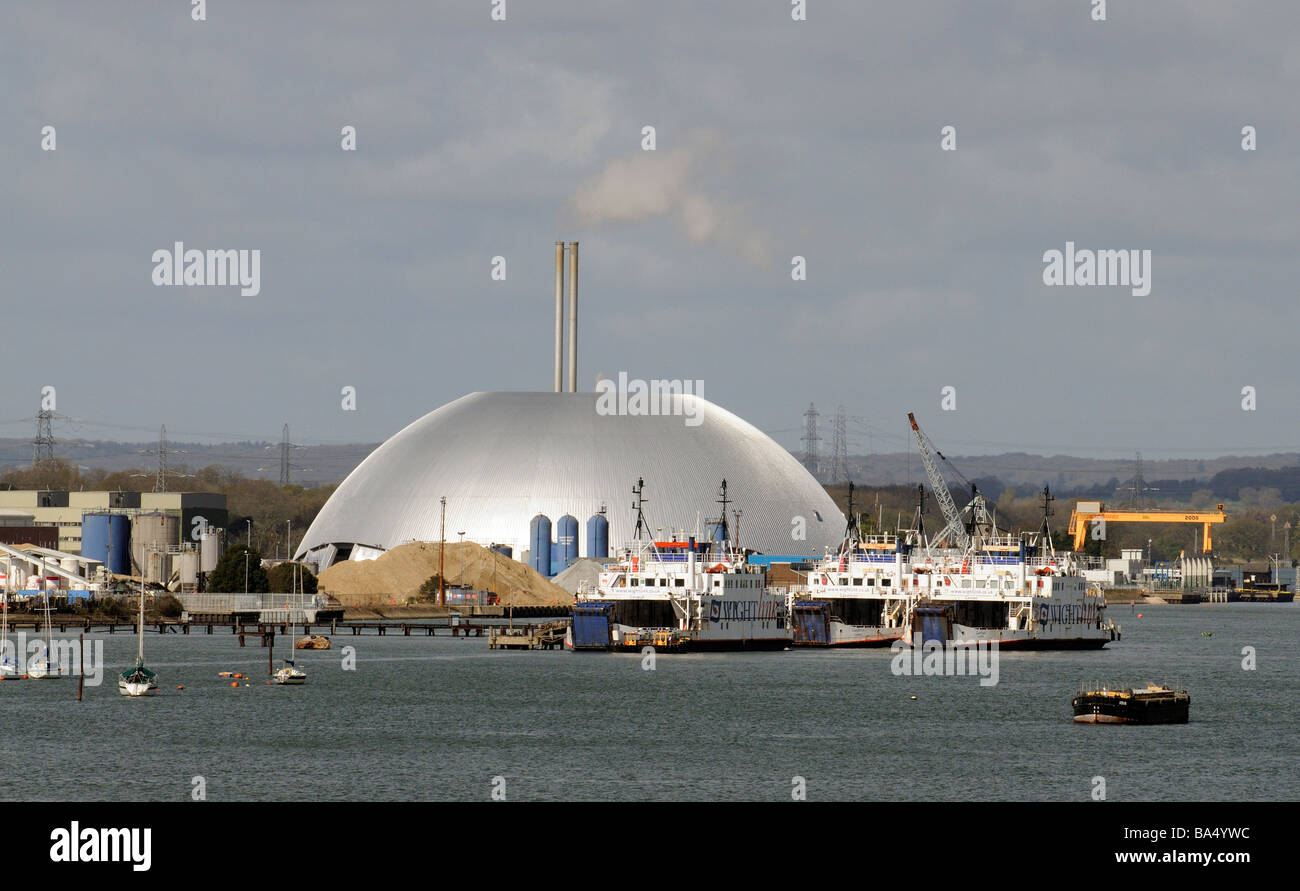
[230,681,238,687]
[1137,613,1144,618]
[176,685,184,690]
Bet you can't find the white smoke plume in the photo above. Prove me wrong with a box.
[563,132,772,270]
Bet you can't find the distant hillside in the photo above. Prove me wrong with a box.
[825,451,1300,493]
[0,438,378,488]
[6,434,1300,504]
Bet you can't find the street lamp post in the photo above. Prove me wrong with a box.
[458,531,465,588]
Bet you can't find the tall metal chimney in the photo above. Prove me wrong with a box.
[567,241,578,392]
[554,242,565,393]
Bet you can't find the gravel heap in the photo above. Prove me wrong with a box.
[317,541,569,607]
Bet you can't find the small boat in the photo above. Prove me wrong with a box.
[294,634,330,650]
[119,658,158,697]
[28,584,61,679]
[1072,684,1189,724]
[273,555,308,685]
[119,575,158,696]
[0,586,19,679]
[272,662,306,685]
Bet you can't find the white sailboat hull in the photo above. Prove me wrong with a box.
[27,660,61,679]
[118,680,157,696]
[272,668,306,685]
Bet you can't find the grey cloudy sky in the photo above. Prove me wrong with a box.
[3,1,1298,461]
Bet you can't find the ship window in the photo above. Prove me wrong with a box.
[713,579,721,588]
[866,578,875,586]
[839,577,848,585]
[853,578,862,586]
[631,578,639,586]
[660,579,667,587]
[675,579,684,587]
[962,580,973,588]
[881,578,890,587]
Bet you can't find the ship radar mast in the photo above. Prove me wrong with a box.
[840,481,859,553]
[1038,485,1056,558]
[715,479,731,545]
[631,477,650,542]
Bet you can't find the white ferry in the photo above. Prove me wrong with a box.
[902,539,1118,649]
[566,480,791,652]
[793,533,914,646]
[797,534,1119,649]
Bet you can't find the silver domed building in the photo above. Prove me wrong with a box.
[295,391,843,571]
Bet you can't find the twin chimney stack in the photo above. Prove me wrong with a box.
[554,241,578,392]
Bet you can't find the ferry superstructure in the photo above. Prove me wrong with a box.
[567,480,791,652]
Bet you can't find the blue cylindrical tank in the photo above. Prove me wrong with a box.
[529,515,552,576]
[490,543,513,560]
[556,515,579,570]
[586,513,609,559]
[81,512,131,575]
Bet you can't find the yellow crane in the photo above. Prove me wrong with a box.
[1067,502,1228,553]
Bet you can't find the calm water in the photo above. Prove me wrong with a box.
[1,602,1295,801]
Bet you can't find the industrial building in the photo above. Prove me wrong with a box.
[295,243,844,574]
[295,391,844,573]
[0,489,227,593]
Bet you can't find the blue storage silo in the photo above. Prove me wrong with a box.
[81,512,131,575]
[556,515,579,570]
[490,543,513,560]
[529,514,552,576]
[586,512,609,559]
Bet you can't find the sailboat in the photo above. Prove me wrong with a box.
[27,572,61,679]
[0,582,19,679]
[273,561,306,685]
[118,574,158,696]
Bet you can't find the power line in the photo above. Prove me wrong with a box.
[801,403,821,478]
[280,424,291,486]
[155,425,168,493]
[33,404,54,465]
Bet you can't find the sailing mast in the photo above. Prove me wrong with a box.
[138,560,145,663]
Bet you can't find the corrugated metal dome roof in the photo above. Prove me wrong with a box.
[296,391,844,565]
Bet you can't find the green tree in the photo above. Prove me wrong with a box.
[207,544,269,593]
[416,575,444,602]
[266,562,318,594]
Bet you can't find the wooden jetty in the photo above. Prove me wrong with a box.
[1,614,574,647]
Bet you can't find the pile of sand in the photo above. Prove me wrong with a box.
[550,558,608,594]
[317,541,569,608]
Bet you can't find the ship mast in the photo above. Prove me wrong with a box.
[631,477,650,542]
[715,479,731,548]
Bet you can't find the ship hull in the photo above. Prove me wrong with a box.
[816,621,903,647]
[1072,692,1189,724]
